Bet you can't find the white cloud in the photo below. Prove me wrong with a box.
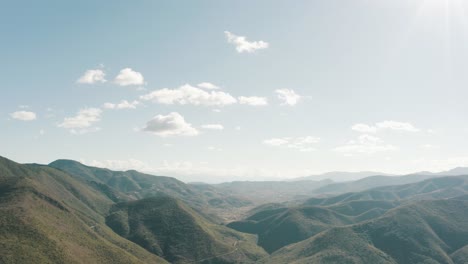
[263,136,320,152]
[140,84,237,107]
[333,134,397,155]
[197,82,220,90]
[77,69,106,84]
[351,123,378,133]
[238,96,268,106]
[224,31,269,53]
[58,108,102,131]
[376,121,419,132]
[275,89,302,106]
[10,111,37,121]
[114,68,144,86]
[351,121,420,133]
[201,124,224,130]
[420,144,439,150]
[103,100,139,110]
[142,112,199,137]
[207,146,222,151]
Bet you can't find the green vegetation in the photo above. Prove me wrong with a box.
[267,200,468,264]
[106,195,267,263]
[2,155,468,263]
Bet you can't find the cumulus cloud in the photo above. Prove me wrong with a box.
[103,100,139,110]
[140,84,237,107]
[333,134,397,155]
[351,123,378,133]
[351,121,419,133]
[10,111,37,121]
[275,89,302,106]
[376,121,419,132]
[224,31,269,53]
[197,82,220,90]
[263,136,320,152]
[142,112,199,137]
[76,69,106,84]
[238,96,268,106]
[201,124,224,130]
[114,68,144,86]
[58,108,102,133]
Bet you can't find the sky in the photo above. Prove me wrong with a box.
[2,0,468,183]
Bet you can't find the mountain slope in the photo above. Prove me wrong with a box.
[228,200,400,253]
[312,174,437,195]
[50,159,252,222]
[267,199,468,264]
[106,195,267,263]
[304,175,468,206]
[0,156,167,264]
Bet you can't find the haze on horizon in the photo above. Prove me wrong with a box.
[2,0,468,183]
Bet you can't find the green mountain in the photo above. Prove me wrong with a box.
[312,174,437,195]
[213,179,333,204]
[50,159,252,222]
[106,196,267,263]
[228,200,400,253]
[266,199,468,264]
[0,156,167,264]
[304,175,468,206]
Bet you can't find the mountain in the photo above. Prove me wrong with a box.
[106,195,267,263]
[213,179,333,204]
[266,199,468,263]
[49,159,252,222]
[229,175,468,254]
[304,175,468,207]
[311,174,438,195]
[228,200,400,253]
[291,171,391,182]
[0,156,167,264]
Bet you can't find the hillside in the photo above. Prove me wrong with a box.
[106,196,267,263]
[228,200,400,253]
[304,175,468,206]
[50,160,252,222]
[0,156,168,264]
[311,174,437,195]
[213,179,333,204]
[291,171,391,182]
[267,199,468,263]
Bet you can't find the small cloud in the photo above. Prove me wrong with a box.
[224,31,269,53]
[275,89,302,106]
[201,124,224,130]
[238,96,268,106]
[333,134,397,155]
[207,146,222,151]
[352,123,378,133]
[421,144,439,150]
[197,82,220,90]
[263,136,320,152]
[103,100,139,110]
[114,68,144,86]
[58,108,102,133]
[142,112,199,137]
[10,111,37,121]
[77,69,106,84]
[351,121,420,133]
[140,84,237,107]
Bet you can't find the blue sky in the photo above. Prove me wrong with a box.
[2,0,468,182]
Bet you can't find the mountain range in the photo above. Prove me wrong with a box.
[1,155,468,263]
